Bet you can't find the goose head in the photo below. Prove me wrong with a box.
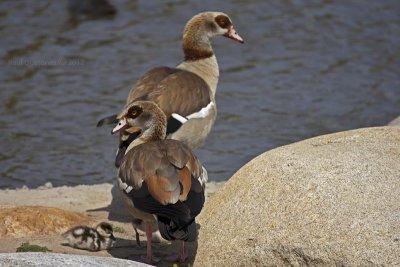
[96,222,115,238]
[183,12,244,60]
[112,101,167,141]
[187,12,243,42]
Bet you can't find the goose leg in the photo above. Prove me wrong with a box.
[145,223,153,263]
[141,223,160,264]
[167,241,188,263]
[134,227,141,247]
[179,241,188,262]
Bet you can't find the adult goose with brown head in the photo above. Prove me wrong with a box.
[98,11,244,167]
[112,101,207,263]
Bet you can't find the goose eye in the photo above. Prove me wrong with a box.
[128,106,142,118]
[129,111,138,118]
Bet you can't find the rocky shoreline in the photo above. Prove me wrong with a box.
[1,126,399,266]
[0,181,224,266]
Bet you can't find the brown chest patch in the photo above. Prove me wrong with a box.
[183,46,214,61]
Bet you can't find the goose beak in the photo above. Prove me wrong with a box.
[97,114,118,127]
[111,119,127,135]
[224,26,244,44]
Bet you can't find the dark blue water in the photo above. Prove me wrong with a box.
[0,0,399,188]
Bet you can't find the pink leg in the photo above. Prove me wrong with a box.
[140,223,160,264]
[167,241,188,263]
[145,223,152,262]
[179,241,188,263]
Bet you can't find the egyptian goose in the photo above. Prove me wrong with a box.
[62,222,116,251]
[98,11,244,167]
[111,101,207,263]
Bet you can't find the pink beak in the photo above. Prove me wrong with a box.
[224,26,244,44]
[111,119,127,134]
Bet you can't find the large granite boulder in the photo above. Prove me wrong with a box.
[195,127,400,266]
[0,206,92,237]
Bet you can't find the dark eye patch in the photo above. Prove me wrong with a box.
[127,105,143,118]
[215,15,232,29]
[104,225,113,233]
[100,222,113,233]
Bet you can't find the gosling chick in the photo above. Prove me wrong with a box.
[62,222,116,251]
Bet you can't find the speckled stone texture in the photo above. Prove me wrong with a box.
[0,252,149,266]
[194,127,400,266]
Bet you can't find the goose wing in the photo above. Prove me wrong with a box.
[126,67,178,104]
[127,68,213,135]
[118,139,205,205]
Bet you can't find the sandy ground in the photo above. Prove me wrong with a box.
[0,182,224,266]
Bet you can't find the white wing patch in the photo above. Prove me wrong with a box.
[171,102,214,124]
[171,113,188,123]
[117,177,133,194]
[198,166,208,188]
[187,102,214,119]
[74,228,84,235]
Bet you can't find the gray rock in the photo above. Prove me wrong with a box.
[0,252,149,267]
[37,182,53,190]
[194,127,400,266]
[44,182,53,189]
[388,116,400,126]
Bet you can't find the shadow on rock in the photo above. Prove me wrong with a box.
[107,236,198,267]
[86,182,132,222]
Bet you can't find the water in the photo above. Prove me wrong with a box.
[0,0,399,189]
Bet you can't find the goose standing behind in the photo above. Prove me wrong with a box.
[112,101,207,263]
[98,11,244,168]
[97,11,242,261]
